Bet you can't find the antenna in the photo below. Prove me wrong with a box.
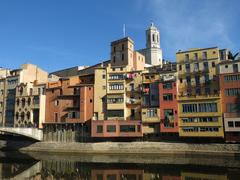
[123,24,126,37]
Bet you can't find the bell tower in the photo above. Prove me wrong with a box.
[146,22,160,49]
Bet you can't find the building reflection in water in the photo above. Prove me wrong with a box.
[0,158,239,180]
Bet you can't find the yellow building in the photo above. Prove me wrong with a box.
[176,47,226,138]
[92,37,145,137]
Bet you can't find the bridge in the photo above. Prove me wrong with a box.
[0,127,43,141]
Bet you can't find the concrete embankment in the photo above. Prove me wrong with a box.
[20,141,240,157]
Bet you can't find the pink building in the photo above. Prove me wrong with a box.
[159,76,178,135]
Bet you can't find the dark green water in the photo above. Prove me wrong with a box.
[0,151,240,180]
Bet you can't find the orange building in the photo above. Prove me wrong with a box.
[43,75,94,142]
[219,59,240,142]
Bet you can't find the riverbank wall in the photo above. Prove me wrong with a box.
[20,141,240,157]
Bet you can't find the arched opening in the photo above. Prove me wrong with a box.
[16,98,20,106]
[21,112,25,121]
[27,97,31,106]
[21,98,26,107]
[16,112,19,120]
[27,111,30,120]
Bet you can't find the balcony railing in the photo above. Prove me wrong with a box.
[126,98,141,105]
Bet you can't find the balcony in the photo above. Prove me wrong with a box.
[58,94,80,99]
[178,94,220,101]
[142,108,160,123]
[126,98,141,105]
[125,87,141,93]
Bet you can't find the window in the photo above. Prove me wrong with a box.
[196,88,201,95]
[107,110,124,117]
[233,64,239,73]
[113,46,116,52]
[194,53,198,60]
[107,98,123,104]
[120,125,135,132]
[185,64,190,72]
[107,125,116,132]
[163,94,173,101]
[204,75,209,83]
[179,78,183,83]
[54,112,58,122]
[224,74,240,82]
[102,75,106,79]
[186,76,191,85]
[212,61,215,67]
[185,54,189,61]
[30,88,33,95]
[54,100,59,106]
[194,63,199,71]
[198,103,217,112]
[122,53,124,61]
[163,82,172,89]
[122,43,124,50]
[179,65,182,71]
[228,121,234,127]
[195,75,200,85]
[90,99,92,103]
[164,109,174,127]
[147,109,157,117]
[235,121,240,127]
[109,84,124,90]
[225,88,240,96]
[97,125,103,133]
[226,103,240,113]
[113,56,116,63]
[225,65,228,68]
[109,74,124,80]
[203,62,209,71]
[202,51,207,59]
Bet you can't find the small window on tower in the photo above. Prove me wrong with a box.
[122,44,124,50]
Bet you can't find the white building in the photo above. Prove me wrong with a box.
[139,23,163,66]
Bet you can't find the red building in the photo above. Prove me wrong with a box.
[219,60,240,142]
[43,75,94,142]
[159,74,178,136]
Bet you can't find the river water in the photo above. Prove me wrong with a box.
[0,150,240,180]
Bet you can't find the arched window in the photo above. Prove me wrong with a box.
[21,98,26,107]
[19,87,23,95]
[152,34,155,42]
[27,111,30,120]
[16,98,20,106]
[27,97,31,106]
[16,112,19,120]
[21,112,25,121]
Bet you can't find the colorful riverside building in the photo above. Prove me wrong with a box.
[159,64,178,136]
[176,47,228,140]
[43,75,94,142]
[0,64,48,127]
[219,58,240,142]
[92,37,145,139]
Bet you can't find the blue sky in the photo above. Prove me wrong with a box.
[0,0,239,72]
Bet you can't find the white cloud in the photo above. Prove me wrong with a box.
[146,0,237,59]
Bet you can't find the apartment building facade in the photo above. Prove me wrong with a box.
[92,37,145,139]
[14,82,46,128]
[219,59,240,142]
[141,71,160,136]
[0,64,48,127]
[159,70,178,135]
[44,75,94,141]
[177,48,227,139]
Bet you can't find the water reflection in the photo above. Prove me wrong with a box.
[0,151,240,180]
